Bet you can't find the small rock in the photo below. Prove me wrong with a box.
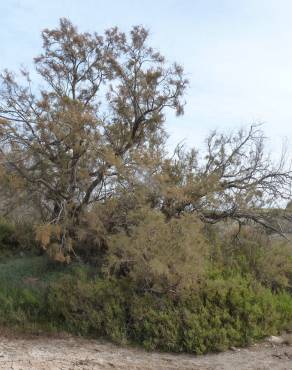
[267,336,285,345]
[230,346,240,352]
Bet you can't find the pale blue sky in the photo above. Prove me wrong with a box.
[1,0,292,152]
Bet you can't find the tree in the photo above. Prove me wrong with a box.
[0,19,291,261]
[152,125,292,236]
[0,18,187,257]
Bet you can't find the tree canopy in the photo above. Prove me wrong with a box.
[0,18,291,262]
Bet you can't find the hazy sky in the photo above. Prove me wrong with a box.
[1,0,292,152]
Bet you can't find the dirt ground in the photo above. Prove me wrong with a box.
[0,334,291,370]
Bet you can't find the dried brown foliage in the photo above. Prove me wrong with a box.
[0,19,187,258]
[0,19,291,263]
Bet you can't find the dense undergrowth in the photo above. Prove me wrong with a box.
[0,218,291,354]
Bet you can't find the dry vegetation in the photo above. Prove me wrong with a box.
[0,18,291,357]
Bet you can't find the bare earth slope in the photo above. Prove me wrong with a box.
[0,335,291,370]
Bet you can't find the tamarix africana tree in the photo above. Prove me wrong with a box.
[0,18,187,259]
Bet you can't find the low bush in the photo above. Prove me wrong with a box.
[129,276,292,353]
[0,259,291,353]
[0,218,291,354]
[0,218,16,250]
[210,225,292,291]
[105,210,208,293]
[0,218,38,260]
[46,271,129,342]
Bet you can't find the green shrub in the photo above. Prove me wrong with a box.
[129,293,182,351]
[210,225,292,291]
[46,272,128,343]
[180,277,287,353]
[0,230,291,354]
[0,218,16,249]
[0,218,38,260]
[13,221,38,251]
[129,276,292,354]
[0,271,291,353]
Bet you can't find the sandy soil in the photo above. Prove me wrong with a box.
[0,334,291,370]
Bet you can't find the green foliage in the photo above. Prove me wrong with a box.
[0,256,49,286]
[0,256,90,332]
[256,241,292,290]
[211,225,292,291]
[1,253,290,354]
[13,221,38,251]
[0,218,291,354]
[0,218,38,261]
[129,293,182,351]
[0,218,16,249]
[130,276,292,354]
[46,272,129,343]
[181,277,291,353]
